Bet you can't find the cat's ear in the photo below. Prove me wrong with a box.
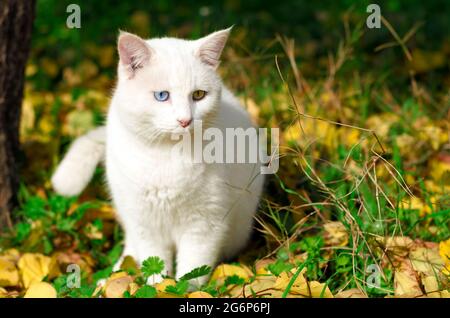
[196,27,232,68]
[117,31,152,77]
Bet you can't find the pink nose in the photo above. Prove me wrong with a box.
[177,118,192,128]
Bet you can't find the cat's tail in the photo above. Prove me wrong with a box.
[51,126,106,197]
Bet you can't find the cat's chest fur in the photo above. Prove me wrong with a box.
[105,111,211,206]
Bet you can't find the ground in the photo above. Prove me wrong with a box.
[0,0,449,298]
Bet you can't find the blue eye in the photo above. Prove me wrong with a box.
[154,91,170,102]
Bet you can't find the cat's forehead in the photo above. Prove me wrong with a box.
[139,37,214,89]
[146,37,196,61]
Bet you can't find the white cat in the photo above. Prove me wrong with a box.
[51,28,265,286]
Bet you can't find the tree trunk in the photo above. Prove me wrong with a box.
[0,0,36,229]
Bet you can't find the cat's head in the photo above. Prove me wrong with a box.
[112,28,232,141]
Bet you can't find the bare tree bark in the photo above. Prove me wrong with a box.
[0,0,36,229]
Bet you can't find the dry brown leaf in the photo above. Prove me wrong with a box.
[379,236,414,257]
[422,276,448,298]
[324,221,349,247]
[104,272,133,298]
[410,247,444,277]
[335,288,368,298]
[235,276,277,298]
[394,260,422,297]
[297,281,334,298]
[273,268,307,291]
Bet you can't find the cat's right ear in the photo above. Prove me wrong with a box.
[117,31,152,78]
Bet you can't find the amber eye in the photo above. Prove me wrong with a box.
[192,90,206,101]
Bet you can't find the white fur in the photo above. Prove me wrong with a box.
[51,127,105,196]
[52,29,264,286]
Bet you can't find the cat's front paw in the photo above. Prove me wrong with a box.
[176,275,209,292]
[146,274,164,285]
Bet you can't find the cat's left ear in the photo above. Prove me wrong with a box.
[195,27,232,68]
[117,31,152,78]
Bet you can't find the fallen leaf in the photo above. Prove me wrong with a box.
[18,253,59,288]
[255,258,275,275]
[335,288,367,298]
[410,247,444,277]
[155,278,179,298]
[0,258,20,287]
[394,260,422,297]
[300,281,334,298]
[273,268,307,291]
[128,282,139,296]
[24,282,57,298]
[422,276,447,298]
[210,264,252,285]
[234,276,277,298]
[188,291,213,298]
[324,221,348,247]
[104,272,133,298]
[439,238,450,265]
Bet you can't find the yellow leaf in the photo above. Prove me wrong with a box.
[235,276,277,298]
[429,155,450,184]
[255,258,275,275]
[155,278,179,298]
[104,273,133,298]
[439,239,450,263]
[0,258,20,287]
[366,113,398,140]
[188,291,213,298]
[65,109,95,137]
[24,282,57,298]
[301,281,334,298]
[335,288,367,298]
[273,268,307,291]
[0,287,7,298]
[399,197,432,217]
[274,269,333,298]
[376,236,414,259]
[394,261,422,297]
[422,276,445,298]
[2,249,20,262]
[128,282,139,296]
[210,264,252,285]
[18,253,58,288]
[410,247,444,277]
[339,129,360,148]
[439,238,450,275]
[324,221,348,247]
